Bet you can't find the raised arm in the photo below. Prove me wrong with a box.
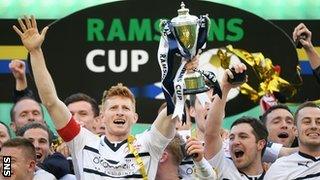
[204,63,246,159]
[9,59,35,102]
[293,23,320,69]
[13,16,70,129]
[9,59,28,91]
[153,108,177,139]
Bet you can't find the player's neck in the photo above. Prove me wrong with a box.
[239,157,264,176]
[105,132,129,142]
[299,145,320,157]
[27,173,35,180]
[195,127,204,141]
[156,164,179,180]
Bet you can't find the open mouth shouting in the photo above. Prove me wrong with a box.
[36,152,43,161]
[113,119,125,125]
[233,149,245,159]
[277,132,289,139]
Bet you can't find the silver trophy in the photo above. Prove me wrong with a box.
[158,2,216,119]
[170,2,210,94]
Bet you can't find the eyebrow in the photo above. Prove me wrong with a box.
[19,111,28,114]
[270,116,281,121]
[301,117,312,121]
[238,132,249,136]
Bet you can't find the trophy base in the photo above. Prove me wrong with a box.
[183,86,210,95]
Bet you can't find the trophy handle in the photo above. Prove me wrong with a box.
[159,19,167,35]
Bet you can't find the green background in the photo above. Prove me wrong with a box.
[1,0,320,19]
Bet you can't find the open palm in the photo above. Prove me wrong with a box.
[13,15,48,52]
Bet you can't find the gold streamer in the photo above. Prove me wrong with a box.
[208,45,302,102]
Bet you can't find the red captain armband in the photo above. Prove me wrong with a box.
[57,117,81,142]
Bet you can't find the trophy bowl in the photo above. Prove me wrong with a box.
[171,2,210,95]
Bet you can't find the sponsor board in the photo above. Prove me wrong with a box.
[0,0,319,123]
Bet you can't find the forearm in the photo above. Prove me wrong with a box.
[29,48,70,129]
[204,86,230,159]
[305,46,320,69]
[154,108,177,139]
[15,76,27,91]
[205,87,229,135]
[30,49,58,106]
[193,157,217,179]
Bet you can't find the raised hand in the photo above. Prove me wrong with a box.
[292,23,313,50]
[185,137,204,162]
[13,15,48,52]
[9,59,26,80]
[9,59,28,91]
[221,63,247,91]
[292,23,320,70]
[185,54,200,72]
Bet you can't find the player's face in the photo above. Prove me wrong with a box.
[0,124,10,148]
[265,108,296,147]
[0,147,35,180]
[12,99,44,132]
[229,123,264,171]
[23,128,51,163]
[297,107,320,149]
[67,100,96,132]
[189,90,213,133]
[102,96,137,140]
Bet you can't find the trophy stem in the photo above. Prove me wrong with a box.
[183,71,209,95]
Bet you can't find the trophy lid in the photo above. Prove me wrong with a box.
[177,2,189,16]
[171,2,198,26]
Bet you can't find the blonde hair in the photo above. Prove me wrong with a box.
[166,134,184,166]
[101,83,136,110]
